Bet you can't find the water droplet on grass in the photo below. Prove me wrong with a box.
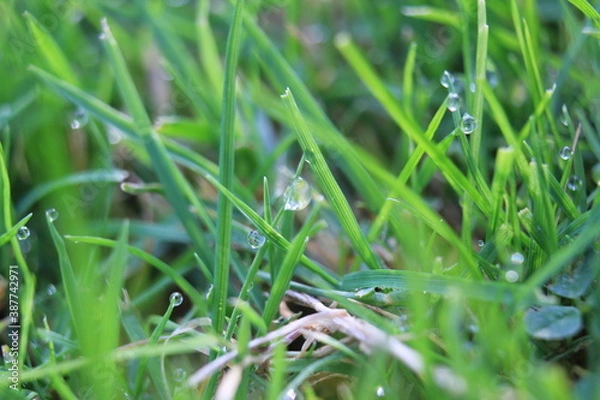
[505,270,519,282]
[376,386,385,397]
[447,92,460,112]
[559,146,573,160]
[440,70,454,88]
[70,108,88,129]
[567,175,582,191]
[511,252,524,265]
[477,240,485,247]
[460,113,477,134]
[486,69,498,87]
[283,177,311,211]
[47,284,57,296]
[169,292,183,307]
[173,368,187,382]
[559,105,569,126]
[46,208,59,221]
[247,230,266,249]
[17,226,30,240]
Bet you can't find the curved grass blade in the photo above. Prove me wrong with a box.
[17,169,128,214]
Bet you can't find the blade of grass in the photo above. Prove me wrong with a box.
[200,171,338,285]
[24,11,77,84]
[339,270,521,303]
[282,88,382,270]
[0,213,32,246]
[16,169,128,214]
[65,235,206,309]
[0,142,35,368]
[263,203,321,325]
[213,0,245,337]
[99,18,213,268]
[335,33,492,217]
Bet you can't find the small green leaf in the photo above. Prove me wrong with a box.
[548,259,597,299]
[524,306,582,340]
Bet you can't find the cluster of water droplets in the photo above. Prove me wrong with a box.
[440,71,478,135]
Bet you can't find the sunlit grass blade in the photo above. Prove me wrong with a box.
[282,88,382,270]
[567,0,600,27]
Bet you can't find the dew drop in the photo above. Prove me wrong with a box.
[460,113,477,134]
[469,82,476,93]
[247,230,266,249]
[46,208,59,222]
[592,163,600,186]
[98,32,106,40]
[70,108,89,130]
[47,284,57,296]
[376,386,385,397]
[505,270,519,282]
[567,175,582,192]
[486,69,498,88]
[284,389,297,400]
[440,70,454,89]
[510,252,524,265]
[477,240,485,248]
[559,146,573,161]
[16,226,30,240]
[173,368,187,383]
[205,285,214,301]
[447,92,460,112]
[169,292,183,307]
[283,177,311,211]
[559,105,569,126]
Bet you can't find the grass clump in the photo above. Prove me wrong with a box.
[1,0,600,399]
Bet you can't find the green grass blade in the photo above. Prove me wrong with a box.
[0,213,32,246]
[213,0,245,336]
[24,11,77,84]
[16,169,128,214]
[282,88,382,270]
[46,215,82,338]
[335,33,491,217]
[567,0,600,27]
[339,270,520,303]
[99,18,213,267]
[200,172,338,285]
[65,235,206,309]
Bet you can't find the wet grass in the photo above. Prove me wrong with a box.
[1,0,600,398]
